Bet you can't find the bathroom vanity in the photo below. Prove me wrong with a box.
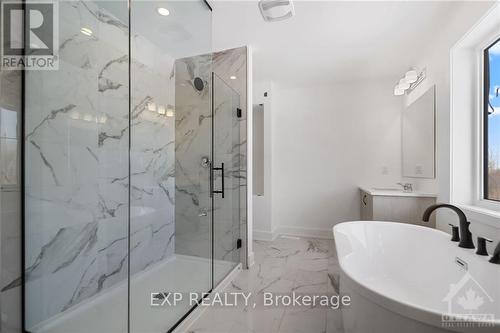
[359,187,437,227]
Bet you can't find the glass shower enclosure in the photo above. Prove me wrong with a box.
[22,1,242,332]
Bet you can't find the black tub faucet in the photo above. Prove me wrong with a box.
[422,204,475,249]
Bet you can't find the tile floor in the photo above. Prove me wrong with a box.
[188,236,344,333]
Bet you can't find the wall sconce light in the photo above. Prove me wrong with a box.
[394,68,426,96]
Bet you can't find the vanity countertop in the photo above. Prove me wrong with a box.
[359,186,438,198]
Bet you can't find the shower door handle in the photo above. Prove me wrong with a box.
[212,163,225,198]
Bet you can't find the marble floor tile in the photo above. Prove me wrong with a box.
[187,236,344,333]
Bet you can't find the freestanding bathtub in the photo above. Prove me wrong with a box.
[333,221,500,333]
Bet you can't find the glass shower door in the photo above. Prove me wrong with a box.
[213,74,241,286]
[129,1,213,332]
[24,1,130,332]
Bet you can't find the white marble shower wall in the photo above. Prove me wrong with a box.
[24,1,176,328]
[129,24,176,277]
[174,54,213,259]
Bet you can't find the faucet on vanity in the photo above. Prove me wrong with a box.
[397,182,413,192]
[422,203,500,264]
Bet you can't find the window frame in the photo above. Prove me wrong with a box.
[479,36,500,208]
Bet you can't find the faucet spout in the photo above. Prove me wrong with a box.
[422,204,475,249]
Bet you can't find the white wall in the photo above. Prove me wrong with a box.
[250,1,498,242]
[269,80,403,237]
[403,1,499,245]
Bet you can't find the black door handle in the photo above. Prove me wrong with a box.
[212,162,225,198]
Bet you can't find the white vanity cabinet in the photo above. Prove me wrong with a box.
[360,187,437,227]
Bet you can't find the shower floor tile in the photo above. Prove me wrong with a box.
[186,236,343,333]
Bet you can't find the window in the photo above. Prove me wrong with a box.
[484,38,500,201]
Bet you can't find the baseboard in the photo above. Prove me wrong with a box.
[253,226,334,240]
[276,225,333,239]
[253,229,277,241]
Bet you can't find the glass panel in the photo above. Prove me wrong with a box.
[129,1,213,332]
[213,74,240,285]
[0,68,22,332]
[24,1,129,332]
[485,38,500,200]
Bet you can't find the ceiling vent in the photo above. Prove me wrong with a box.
[258,0,295,22]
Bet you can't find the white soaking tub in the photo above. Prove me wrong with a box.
[333,221,500,333]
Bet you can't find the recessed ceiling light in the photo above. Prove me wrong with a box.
[80,27,93,36]
[157,7,170,16]
[230,76,237,80]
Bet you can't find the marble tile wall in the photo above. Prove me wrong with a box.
[24,1,176,328]
[174,54,213,259]
[24,1,130,327]
[129,27,176,277]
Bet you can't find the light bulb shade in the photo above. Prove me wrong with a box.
[404,70,418,84]
[398,79,410,90]
[394,86,405,96]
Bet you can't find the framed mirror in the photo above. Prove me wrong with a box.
[402,85,436,178]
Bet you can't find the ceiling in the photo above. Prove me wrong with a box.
[97,1,488,87]
[210,0,466,86]
[98,1,212,59]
